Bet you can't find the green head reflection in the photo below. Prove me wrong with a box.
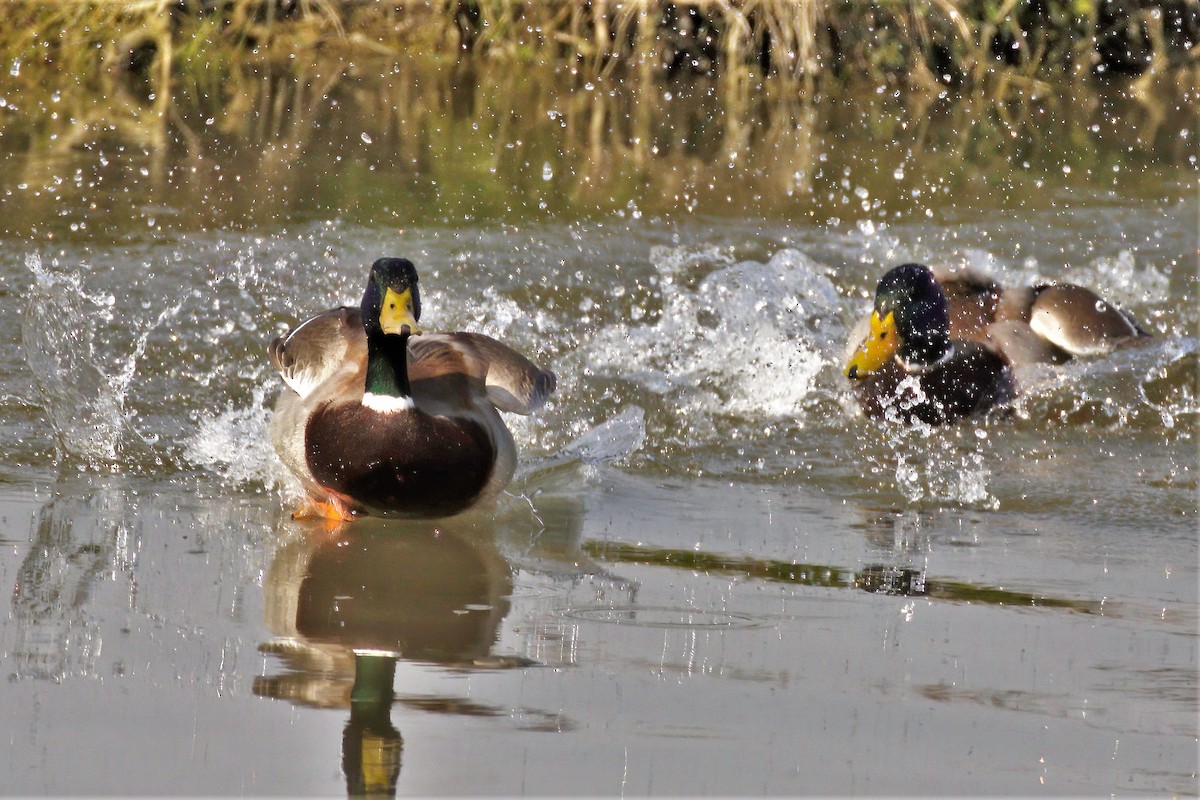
[344,652,402,798]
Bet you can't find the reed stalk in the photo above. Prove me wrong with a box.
[0,0,1193,97]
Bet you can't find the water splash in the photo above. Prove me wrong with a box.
[515,406,647,481]
[585,248,842,420]
[1013,336,1199,431]
[880,375,930,424]
[1058,250,1171,308]
[888,423,1000,509]
[182,382,281,488]
[20,253,179,467]
[957,249,1171,310]
[557,406,647,465]
[894,445,999,509]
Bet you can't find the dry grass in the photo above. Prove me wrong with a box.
[0,0,1194,97]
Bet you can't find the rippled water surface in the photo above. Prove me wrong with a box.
[0,61,1196,794]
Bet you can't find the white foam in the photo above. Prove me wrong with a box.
[183,382,282,488]
[1060,250,1171,307]
[513,406,647,483]
[584,248,842,421]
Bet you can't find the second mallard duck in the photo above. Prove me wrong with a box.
[844,263,1149,425]
[268,258,556,520]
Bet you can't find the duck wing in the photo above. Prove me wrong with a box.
[1027,284,1149,356]
[932,266,1006,341]
[933,268,1149,359]
[268,307,367,398]
[409,332,556,414]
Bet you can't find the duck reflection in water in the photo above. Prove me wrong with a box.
[254,515,523,797]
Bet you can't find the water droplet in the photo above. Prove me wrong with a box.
[360,132,373,144]
[542,162,553,181]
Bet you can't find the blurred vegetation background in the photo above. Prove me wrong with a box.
[0,0,1192,239]
[2,0,1196,92]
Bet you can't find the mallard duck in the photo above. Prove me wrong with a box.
[844,263,1149,424]
[268,257,556,520]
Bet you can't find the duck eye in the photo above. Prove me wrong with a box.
[879,331,889,340]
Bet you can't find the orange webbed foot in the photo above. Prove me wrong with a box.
[291,497,360,522]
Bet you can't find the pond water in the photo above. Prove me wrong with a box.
[0,60,1196,794]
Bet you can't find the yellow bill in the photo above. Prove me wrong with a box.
[845,310,898,378]
[379,287,421,335]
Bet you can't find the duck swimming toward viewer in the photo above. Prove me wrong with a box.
[844,263,1149,425]
[268,258,556,520]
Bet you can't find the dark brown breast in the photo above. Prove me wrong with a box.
[304,403,496,517]
[852,341,1014,425]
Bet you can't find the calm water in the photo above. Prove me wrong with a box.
[0,59,1196,795]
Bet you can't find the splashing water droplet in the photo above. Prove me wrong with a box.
[183,382,280,488]
[21,254,180,467]
[558,406,647,465]
[585,249,841,424]
[882,422,999,509]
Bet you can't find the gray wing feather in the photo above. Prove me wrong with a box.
[268,307,366,398]
[430,332,556,414]
[1028,284,1148,356]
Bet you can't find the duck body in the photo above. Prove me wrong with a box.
[849,339,1015,425]
[844,263,1147,425]
[269,259,555,519]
